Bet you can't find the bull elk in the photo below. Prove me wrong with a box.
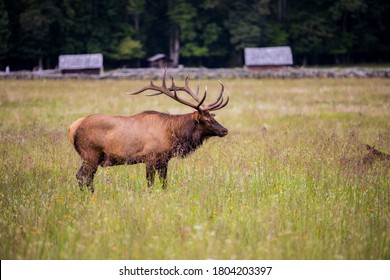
[68,69,229,192]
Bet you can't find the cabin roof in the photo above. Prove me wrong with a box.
[59,53,103,70]
[244,46,293,66]
[147,53,167,62]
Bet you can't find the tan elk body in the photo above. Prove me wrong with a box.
[68,70,229,192]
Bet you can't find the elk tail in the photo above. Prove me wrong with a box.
[67,117,85,146]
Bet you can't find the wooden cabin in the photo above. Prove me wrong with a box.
[147,54,173,68]
[244,46,293,70]
[59,54,103,75]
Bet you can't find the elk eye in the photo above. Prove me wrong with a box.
[200,118,210,124]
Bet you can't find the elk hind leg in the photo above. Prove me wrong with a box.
[145,163,156,187]
[146,160,168,189]
[76,161,98,193]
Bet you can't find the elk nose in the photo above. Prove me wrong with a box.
[220,128,228,136]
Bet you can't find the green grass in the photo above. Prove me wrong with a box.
[0,78,389,259]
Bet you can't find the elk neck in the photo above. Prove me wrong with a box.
[167,112,205,158]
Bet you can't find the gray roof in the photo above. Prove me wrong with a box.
[244,46,293,66]
[59,54,103,70]
[147,53,167,62]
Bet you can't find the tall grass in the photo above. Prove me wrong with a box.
[0,78,389,259]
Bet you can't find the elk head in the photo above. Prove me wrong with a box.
[363,144,390,164]
[127,69,229,137]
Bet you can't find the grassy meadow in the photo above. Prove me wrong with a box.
[0,77,389,259]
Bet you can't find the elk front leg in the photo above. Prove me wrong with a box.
[76,161,98,193]
[157,164,168,189]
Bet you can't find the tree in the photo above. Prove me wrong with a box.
[167,0,197,66]
[127,0,145,32]
[327,0,367,63]
[180,4,227,66]
[2,0,390,69]
[287,1,333,64]
[224,0,270,66]
[0,0,10,65]
[17,0,63,69]
[107,36,145,67]
[60,0,128,55]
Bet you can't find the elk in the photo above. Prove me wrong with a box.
[362,144,390,164]
[68,69,229,193]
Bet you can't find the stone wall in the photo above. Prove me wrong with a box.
[1,67,389,80]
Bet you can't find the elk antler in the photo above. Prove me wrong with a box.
[127,68,229,112]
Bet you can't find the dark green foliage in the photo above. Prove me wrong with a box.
[2,0,390,69]
[0,0,10,61]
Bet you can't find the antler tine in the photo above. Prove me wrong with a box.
[206,96,224,110]
[161,67,167,88]
[126,83,156,95]
[170,75,174,88]
[184,75,190,87]
[166,74,201,109]
[145,92,163,96]
[201,80,229,111]
[208,95,230,111]
[195,86,207,110]
[127,68,168,95]
[187,78,200,100]
[126,74,164,96]
[175,75,200,101]
[205,81,224,107]
[184,75,196,97]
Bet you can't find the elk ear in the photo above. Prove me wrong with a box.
[210,113,216,117]
[191,111,201,123]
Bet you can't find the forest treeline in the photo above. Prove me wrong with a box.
[1,0,389,70]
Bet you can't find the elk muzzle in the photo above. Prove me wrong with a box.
[208,117,228,137]
[218,127,228,137]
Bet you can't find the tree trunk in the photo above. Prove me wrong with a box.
[278,0,287,21]
[134,13,140,31]
[38,55,43,70]
[46,56,51,69]
[169,26,180,67]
